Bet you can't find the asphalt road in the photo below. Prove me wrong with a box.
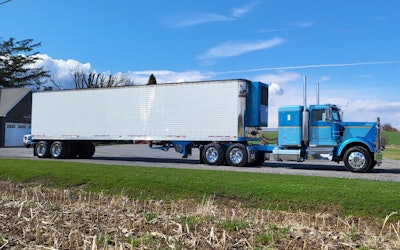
[1,144,399,182]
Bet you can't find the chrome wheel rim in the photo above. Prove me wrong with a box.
[229,148,244,164]
[51,143,62,158]
[348,151,366,169]
[37,144,46,157]
[205,147,219,164]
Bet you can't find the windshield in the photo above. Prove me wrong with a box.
[331,108,341,121]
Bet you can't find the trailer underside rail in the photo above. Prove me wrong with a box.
[149,141,193,158]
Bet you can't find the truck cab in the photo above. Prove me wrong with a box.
[309,104,343,146]
[275,104,382,172]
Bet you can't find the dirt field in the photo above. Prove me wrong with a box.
[0,181,399,249]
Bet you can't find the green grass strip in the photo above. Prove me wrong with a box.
[0,158,398,219]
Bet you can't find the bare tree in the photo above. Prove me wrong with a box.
[42,75,62,90]
[73,71,134,89]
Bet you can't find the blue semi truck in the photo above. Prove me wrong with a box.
[268,104,382,172]
[151,78,383,173]
[31,78,382,172]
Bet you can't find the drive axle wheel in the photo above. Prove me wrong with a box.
[202,143,225,165]
[248,152,265,167]
[225,143,248,167]
[343,146,373,172]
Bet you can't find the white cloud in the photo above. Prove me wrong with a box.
[254,71,301,85]
[287,21,314,28]
[198,38,284,60]
[124,70,214,84]
[231,0,260,18]
[341,99,400,124]
[34,54,92,89]
[258,28,291,33]
[166,1,259,28]
[170,13,232,28]
[268,83,284,95]
[319,76,330,82]
[33,54,214,89]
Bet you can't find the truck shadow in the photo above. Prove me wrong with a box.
[93,156,199,165]
[261,161,400,174]
[92,157,400,175]
[261,161,347,171]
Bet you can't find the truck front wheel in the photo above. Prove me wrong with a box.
[225,143,248,167]
[202,143,225,165]
[343,146,372,173]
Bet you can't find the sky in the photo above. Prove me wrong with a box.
[1,0,400,129]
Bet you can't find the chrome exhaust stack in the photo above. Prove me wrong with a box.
[374,117,383,165]
[302,76,309,146]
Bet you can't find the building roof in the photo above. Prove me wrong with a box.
[0,88,32,117]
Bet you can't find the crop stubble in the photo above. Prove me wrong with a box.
[0,181,399,249]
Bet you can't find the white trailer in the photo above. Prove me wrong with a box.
[31,79,270,166]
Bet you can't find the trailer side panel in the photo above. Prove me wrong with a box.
[32,80,246,142]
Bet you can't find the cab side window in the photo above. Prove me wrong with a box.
[312,109,325,121]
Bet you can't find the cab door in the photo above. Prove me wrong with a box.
[309,108,338,146]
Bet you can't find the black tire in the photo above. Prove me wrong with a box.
[343,146,373,172]
[202,143,225,165]
[67,142,78,158]
[370,160,378,169]
[50,141,70,159]
[199,146,205,164]
[225,143,248,167]
[77,142,95,159]
[248,152,265,167]
[35,141,50,158]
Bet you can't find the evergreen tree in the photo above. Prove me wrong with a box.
[0,37,50,89]
[147,74,157,85]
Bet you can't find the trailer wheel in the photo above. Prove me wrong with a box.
[67,142,78,158]
[343,146,372,172]
[35,141,50,158]
[77,142,95,159]
[50,141,70,159]
[202,143,225,165]
[226,143,248,167]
